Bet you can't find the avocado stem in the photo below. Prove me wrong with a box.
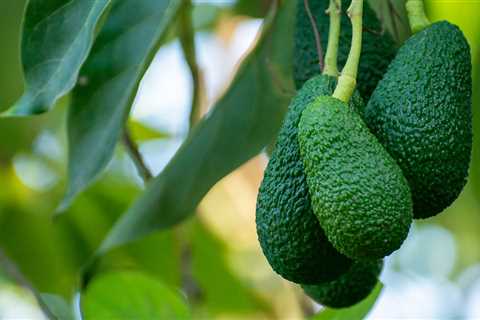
[332,0,363,103]
[323,0,342,77]
[406,0,431,34]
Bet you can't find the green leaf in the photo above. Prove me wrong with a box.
[59,0,183,212]
[39,294,75,320]
[96,0,295,255]
[311,283,383,320]
[3,0,112,116]
[367,0,411,44]
[128,120,170,142]
[82,271,190,319]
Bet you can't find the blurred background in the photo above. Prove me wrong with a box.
[0,0,479,318]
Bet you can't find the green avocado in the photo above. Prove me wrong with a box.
[294,0,396,99]
[298,96,412,260]
[256,75,363,284]
[302,259,383,309]
[364,21,472,219]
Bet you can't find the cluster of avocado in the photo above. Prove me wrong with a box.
[256,0,472,310]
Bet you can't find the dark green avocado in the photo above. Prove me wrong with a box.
[298,95,412,260]
[294,0,396,99]
[364,21,472,219]
[302,259,383,309]
[256,75,362,284]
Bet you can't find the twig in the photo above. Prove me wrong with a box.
[363,26,384,36]
[0,248,57,319]
[179,0,206,128]
[304,0,324,72]
[178,0,204,306]
[122,128,153,183]
[180,243,203,304]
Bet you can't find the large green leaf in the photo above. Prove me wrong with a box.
[3,0,112,116]
[82,271,190,319]
[96,0,295,255]
[311,283,383,320]
[59,0,183,211]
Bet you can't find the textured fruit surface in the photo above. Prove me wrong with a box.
[256,75,363,284]
[302,260,383,309]
[364,21,472,219]
[294,0,396,99]
[298,96,412,260]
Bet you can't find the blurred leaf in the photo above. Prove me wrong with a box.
[190,221,271,316]
[3,0,112,116]
[59,0,183,212]
[368,0,411,44]
[96,0,295,255]
[40,294,75,320]
[82,271,190,319]
[234,0,271,18]
[311,283,383,320]
[0,202,76,297]
[128,120,170,142]
[192,4,223,31]
[0,0,27,110]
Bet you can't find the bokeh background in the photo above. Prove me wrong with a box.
[0,0,479,318]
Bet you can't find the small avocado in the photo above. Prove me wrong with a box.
[364,21,472,219]
[298,96,412,260]
[294,0,396,99]
[256,75,362,284]
[302,259,383,309]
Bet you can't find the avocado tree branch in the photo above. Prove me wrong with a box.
[406,0,430,34]
[304,0,324,72]
[178,0,204,306]
[122,129,153,183]
[323,0,342,77]
[333,0,364,103]
[180,0,206,128]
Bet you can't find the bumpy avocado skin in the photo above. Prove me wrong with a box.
[364,21,472,219]
[294,0,396,99]
[302,260,383,309]
[256,75,363,284]
[298,96,412,260]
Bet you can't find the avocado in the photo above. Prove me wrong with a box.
[364,21,472,219]
[294,0,396,99]
[298,96,412,260]
[256,75,363,284]
[302,259,383,309]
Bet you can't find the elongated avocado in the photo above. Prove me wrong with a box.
[256,75,363,284]
[364,21,472,219]
[302,259,383,309]
[298,95,412,260]
[294,0,396,99]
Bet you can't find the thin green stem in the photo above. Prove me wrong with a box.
[333,0,364,103]
[323,0,342,77]
[406,0,430,34]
